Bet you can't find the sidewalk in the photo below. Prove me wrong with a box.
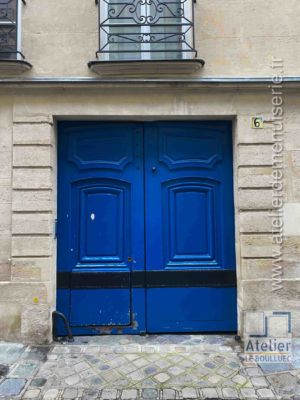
[0,335,299,399]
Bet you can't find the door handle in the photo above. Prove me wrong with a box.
[128,257,136,263]
[151,166,157,173]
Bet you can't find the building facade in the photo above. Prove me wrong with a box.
[0,0,300,343]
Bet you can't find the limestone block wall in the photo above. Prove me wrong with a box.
[0,87,299,343]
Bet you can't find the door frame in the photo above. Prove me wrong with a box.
[55,119,239,336]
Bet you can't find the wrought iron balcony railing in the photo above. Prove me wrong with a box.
[0,0,25,60]
[96,0,197,61]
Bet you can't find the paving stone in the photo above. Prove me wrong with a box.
[142,388,158,399]
[155,359,171,369]
[162,388,177,399]
[9,362,38,378]
[0,343,25,364]
[23,347,50,362]
[62,388,79,399]
[207,374,222,384]
[101,388,118,399]
[57,366,75,378]
[221,379,238,388]
[217,366,233,378]
[201,388,219,399]
[228,361,240,369]
[245,367,263,377]
[204,362,217,370]
[89,376,103,386]
[0,378,26,396]
[74,361,90,373]
[154,373,170,383]
[257,388,276,399]
[23,388,41,398]
[222,387,239,398]
[232,374,248,385]
[43,388,60,399]
[82,388,99,399]
[144,366,158,375]
[128,369,147,382]
[179,359,194,368]
[251,376,268,388]
[240,388,258,399]
[121,389,138,399]
[181,387,198,398]
[0,364,9,377]
[124,354,140,361]
[65,374,81,385]
[30,377,47,387]
[168,366,185,376]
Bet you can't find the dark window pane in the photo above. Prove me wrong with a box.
[0,0,18,59]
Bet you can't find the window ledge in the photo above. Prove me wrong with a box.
[88,59,205,77]
[0,59,32,75]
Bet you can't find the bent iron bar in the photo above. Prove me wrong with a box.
[57,270,237,289]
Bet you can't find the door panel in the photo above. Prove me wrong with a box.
[57,122,145,331]
[147,287,237,332]
[162,179,219,267]
[144,122,236,332]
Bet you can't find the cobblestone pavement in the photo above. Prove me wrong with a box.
[0,335,299,399]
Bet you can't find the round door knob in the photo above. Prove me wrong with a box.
[151,166,157,172]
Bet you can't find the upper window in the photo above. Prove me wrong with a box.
[97,0,196,61]
[0,0,24,60]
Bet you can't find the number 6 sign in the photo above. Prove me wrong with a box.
[251,117,264,129]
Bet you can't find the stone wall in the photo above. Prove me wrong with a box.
[0,86,299,343]
[8,0,299,78]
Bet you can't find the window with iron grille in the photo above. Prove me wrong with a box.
[0,0,24,60]
[96,0,197,61]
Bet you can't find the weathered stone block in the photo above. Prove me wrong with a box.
[0,187,11,204]
[11,257,51,282]
[240,211,273,233]
[283,203,300,236]
[13,123,53,145]
[291,150,300,167]
[283,237,300,255]
[13,146,52,167]
[13,168,52,190]
[239,145,273,166]
[12,190,52,212]
[12,236,52,257]
[239,189,273,210]
[236,115,273,144]
[21,304,52,344]
[0,283,48,303]
[241,258,273,280]
[0,262,11,281]
[12,213,52,235]
[241,234,278,258]
[0,127,12,151]
[238,167,272,188]
[242,280,300,311]
[0,303,21,340]
[0,208,11,234]
[0,233,11,261]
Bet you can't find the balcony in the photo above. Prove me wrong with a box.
[88,0,204,76]
[0,0,31,74]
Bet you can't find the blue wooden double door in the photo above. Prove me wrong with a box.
[57,121,237,335]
